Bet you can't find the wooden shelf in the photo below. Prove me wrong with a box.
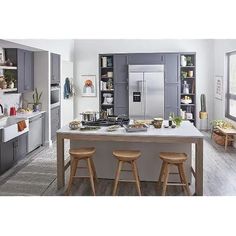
[101,104,114,106]
[101,90,114,92]
[181,77,195,79]
[181,93,195,95]
[101,67,113,69]
[181,104,195,106]
[0,88,17,92]
[180,66,195,68]
[0,66,17,70]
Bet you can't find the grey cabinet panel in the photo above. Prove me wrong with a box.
[0,138,17,175]
[17,133,27,160]
[114,54,128,83]
[17,49,25,93]
[24,51,34,91]
[165,54,179,83]
[128,53,164,65]
[51,106,60,139]
[51,53,60,84]
[164,84,179,119]
[114,83,128,110]
[114,107,128,117]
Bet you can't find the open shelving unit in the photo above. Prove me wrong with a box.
[99,54,114,117]
[180,53,196,126]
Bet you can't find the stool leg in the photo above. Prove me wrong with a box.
[131,161,142,196]
[87,158,96,196]
[158,161,167,187]
[90,158,98,182]
[162,164,170,196]
[177,164,187,194]
[225,135,228,151]
[179,164,191,196]
[112,160,123,196]
[65,158,79,195]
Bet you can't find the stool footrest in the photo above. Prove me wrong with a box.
[119,179,136,183]
[166,183,188,186]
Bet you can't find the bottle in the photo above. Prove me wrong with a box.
[168,113,173,127]
[183,81,189,94]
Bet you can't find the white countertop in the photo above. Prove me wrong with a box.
[57,120,204,138]
[14,111,46,119]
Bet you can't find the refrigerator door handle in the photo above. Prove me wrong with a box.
[143,78,146,119]
[137,80,143,92]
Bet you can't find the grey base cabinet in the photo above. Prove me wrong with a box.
[0,133,27,175]
[51,106,60,140]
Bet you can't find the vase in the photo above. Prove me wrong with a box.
[181,55,187,66]
[8,82,14,89]
[33,104,40,112]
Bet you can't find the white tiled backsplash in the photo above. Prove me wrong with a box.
[0,92,22,115]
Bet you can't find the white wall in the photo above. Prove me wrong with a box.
[61,61,74,126]
[74,39,214,127]
[213,40,236,125]
[7,39,75,61]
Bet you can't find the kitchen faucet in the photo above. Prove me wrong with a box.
[0,103,3,115]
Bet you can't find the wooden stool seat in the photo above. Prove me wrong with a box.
[70,147,96,159]
[158,152,191,196]
[113,150,141,161]
[160,152,187,164]
[112,150,142,196]
[65,147,97,196]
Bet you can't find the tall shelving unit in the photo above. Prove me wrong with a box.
[99,54,114,117]
[179,53,196,126]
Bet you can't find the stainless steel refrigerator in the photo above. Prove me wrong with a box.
[128,64,164,120]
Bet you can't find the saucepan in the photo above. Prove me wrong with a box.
[80,111,99,122]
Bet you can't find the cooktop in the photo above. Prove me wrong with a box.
[82,118,129,127]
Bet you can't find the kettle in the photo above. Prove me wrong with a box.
[10,107,16,116]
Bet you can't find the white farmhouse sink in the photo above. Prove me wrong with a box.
[0,116,29,142]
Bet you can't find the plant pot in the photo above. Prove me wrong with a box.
[33,104,40,112]
[199,112,208,119]
[212,130,233,146]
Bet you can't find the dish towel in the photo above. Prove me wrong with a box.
[64,77,72,99]
[17,120,27,132]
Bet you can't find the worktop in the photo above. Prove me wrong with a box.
[58,120,203,138]
[14,111,46,119]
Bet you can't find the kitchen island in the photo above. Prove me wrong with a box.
[57,121,204,195]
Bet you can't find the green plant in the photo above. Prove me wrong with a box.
[210,120,234,129]
[200,94,206,112]
[173,116,182,127]
[4,70,16,83]
[32,88,42,105]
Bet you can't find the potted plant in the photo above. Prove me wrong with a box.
[32,88,42,112]
[173,116,182,127]
[4,70,16,89]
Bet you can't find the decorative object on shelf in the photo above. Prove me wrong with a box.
[107,71,113,77]
[107,78,113,90]
[81,75,96,97]
[186,56,193,66]
[4,70,16,88]
[4,58,13,66]
[180,55,187,66]
[180,109,186,120]
[183,81,190,94]
[215,75,223,100]
[32,88,42,112]
[188,70,194,77]
[101,57,107,67]
[181,71,188,79]
[181,96,192,104]
[186,112,193,120]
[0,48,5,66]
[107,57,113,67]
[0,76,7,89]
[106,97,113,105]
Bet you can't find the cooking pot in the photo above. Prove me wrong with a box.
[80,111,98,122]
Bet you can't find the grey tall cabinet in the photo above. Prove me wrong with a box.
[99,52,192,121]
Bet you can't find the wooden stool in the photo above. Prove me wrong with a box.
[158,152,191,196]
[112,150,142,196]
[65,147,97,196]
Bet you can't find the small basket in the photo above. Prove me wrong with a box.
[212,131,233,146]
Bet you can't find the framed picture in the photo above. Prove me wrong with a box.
[215,76,223,100]
[0,48,5,65]
[80,75,97,97]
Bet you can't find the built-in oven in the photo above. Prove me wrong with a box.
[51,86,60,108]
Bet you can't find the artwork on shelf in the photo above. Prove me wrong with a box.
[80,75,96,97]
[215,76,223,100]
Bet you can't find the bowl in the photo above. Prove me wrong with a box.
[153,118,163,129]
[69,120,80,130]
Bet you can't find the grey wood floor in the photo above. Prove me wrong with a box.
[0,132,236,196]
